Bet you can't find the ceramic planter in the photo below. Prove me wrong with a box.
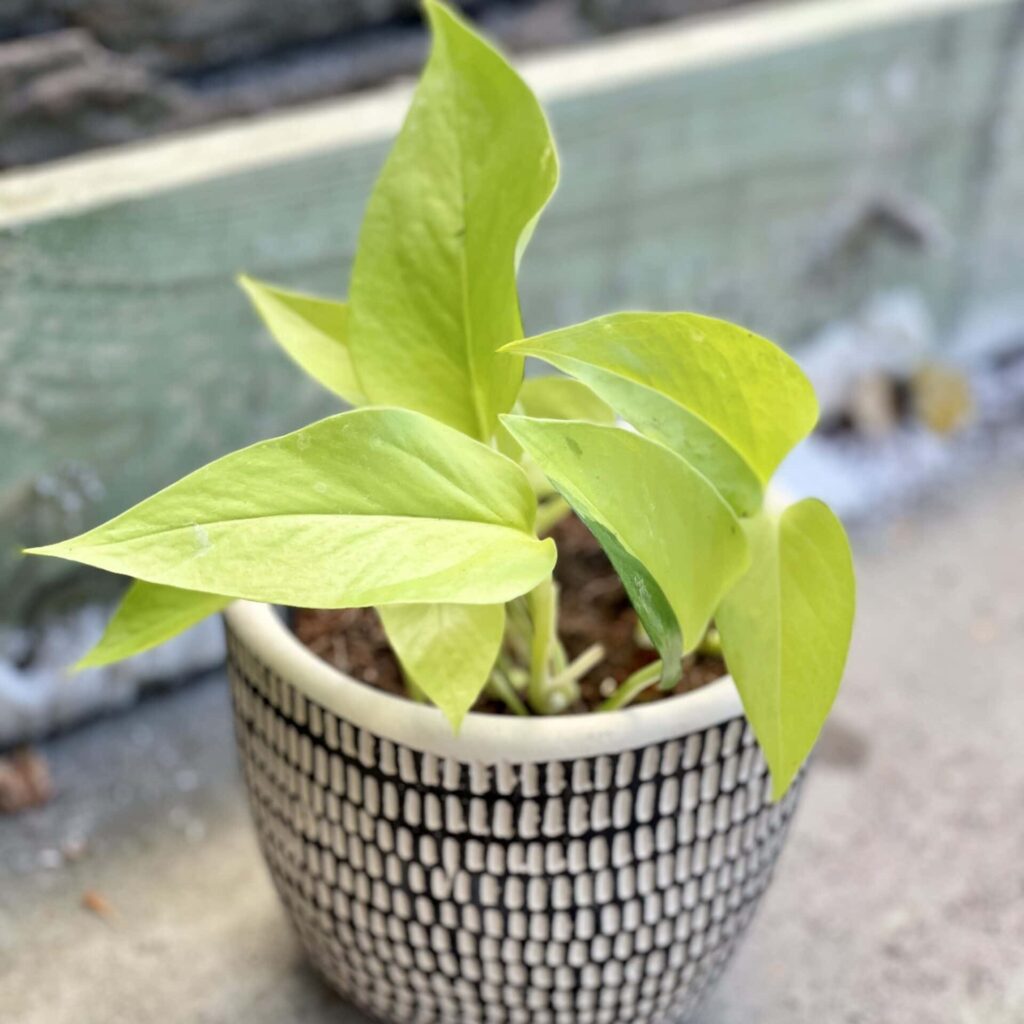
[224,601,804,1024]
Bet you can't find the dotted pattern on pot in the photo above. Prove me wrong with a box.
[226,628,803,1024]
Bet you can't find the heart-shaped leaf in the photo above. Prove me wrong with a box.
[716,498,856,799]
[496,374,615,468]
[503,313,818,515]
[517,376,615,424]
[28,408,554,608]
[348,0,558,440]
[501,416,749,669]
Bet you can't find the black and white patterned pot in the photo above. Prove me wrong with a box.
[225,601,803,1024]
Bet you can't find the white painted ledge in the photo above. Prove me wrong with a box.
[0,0,1010,228]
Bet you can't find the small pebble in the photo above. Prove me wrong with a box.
[81,889,114,919]
[0,748,53,815]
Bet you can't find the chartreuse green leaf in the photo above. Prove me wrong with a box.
[379,603,505,729]
[496,375,615,467]
[238,275,363,405]
[27,407,555,608]
[502,416,750,680]
[716,499,855,800]
[518,376,614,423]
[503,313,818,515]
[76,581,230,670]
[347,0,558,441]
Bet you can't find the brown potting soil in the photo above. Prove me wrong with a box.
[291,514,725,714]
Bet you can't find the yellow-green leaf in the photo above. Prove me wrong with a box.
[76,580,230,670]
[501,416,750,668]
[379,602,505,729]
[238,274,363,405]
[503,313,818,515]
[497,375,615,466]
[27,408,554,609]
[518,376,614,423]
[348,0,558,440]
[716,499,856,799]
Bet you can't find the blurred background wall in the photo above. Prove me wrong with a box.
[3,8,1022,1019]
[0,0,757,168]
[2,0,1023,739]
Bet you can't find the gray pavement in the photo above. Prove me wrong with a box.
[2,465,1023,1024]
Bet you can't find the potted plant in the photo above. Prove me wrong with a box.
[27,4,855,1021]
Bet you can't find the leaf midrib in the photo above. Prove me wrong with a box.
[62,512,536,551]
[441,35,489,444]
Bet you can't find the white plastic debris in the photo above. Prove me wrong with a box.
[0,607,224,746]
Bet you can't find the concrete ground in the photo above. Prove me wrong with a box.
[1,464,1022,1024]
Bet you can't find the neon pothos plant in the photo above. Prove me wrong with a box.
[27,1,854,798]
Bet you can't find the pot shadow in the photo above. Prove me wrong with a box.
[288,954,377,1023]
[815,715,871,771]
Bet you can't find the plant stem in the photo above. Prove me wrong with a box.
[548,643,602,700]
[504,598,533,666]
[487,669,530,716]
[697,626,723,658]
[527,577,556,713]
[548,642,605,695]
[552,637,568,673]
[535,496,570,536]
[524,577,581,714]
[598,660,663,712]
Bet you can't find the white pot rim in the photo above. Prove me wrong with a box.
[224,600,745,763]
